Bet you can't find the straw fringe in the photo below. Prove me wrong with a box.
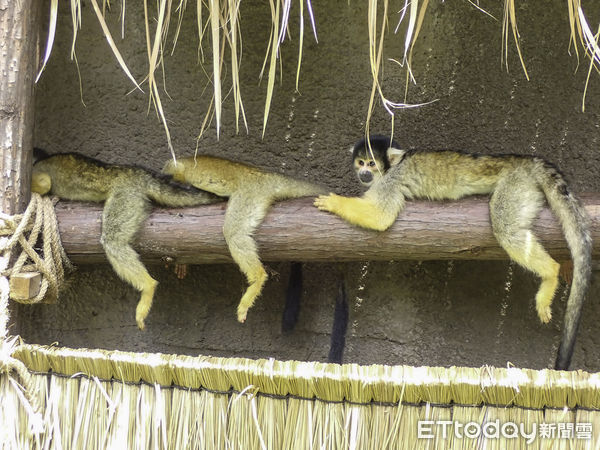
[11,344,600,409]
[2,343,600,449]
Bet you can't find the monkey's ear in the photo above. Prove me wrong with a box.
[387,147,406,166]
[348,146,354,154]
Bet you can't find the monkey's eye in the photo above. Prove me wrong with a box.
[369,161,376,167]
[358,160,364,166]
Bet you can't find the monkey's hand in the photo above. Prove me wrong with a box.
[314,193,348,216]
[314,194,394,231]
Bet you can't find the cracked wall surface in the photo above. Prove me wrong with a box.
[15,1,600,370]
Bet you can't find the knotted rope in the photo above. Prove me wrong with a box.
[0,193,72,305]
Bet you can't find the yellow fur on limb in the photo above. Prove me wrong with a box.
[32,150,222,329]
[314,194,397,231]
[163,155,326,323]
[315,135,592,370]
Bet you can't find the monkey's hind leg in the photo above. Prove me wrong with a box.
[223,193,271,323]
[490,172,560,324]
[101,189,158,330]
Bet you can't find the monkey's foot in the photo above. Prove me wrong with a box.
[136,303,148,330]
[237,307,248,323]
[236,267,268,324]
[175,264,188,280]
[535,267,559,324]
[314,193,342,213]
[136,304,149,329]
[536,305,552,324]
[135,281,157,331]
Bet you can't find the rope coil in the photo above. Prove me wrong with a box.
[0,193,72,305]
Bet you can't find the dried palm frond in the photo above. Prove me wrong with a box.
[574,5,600,111]
[501,0,529,80]
[36,1,600,157]
[37,0,316,154]
[365,0,434,156]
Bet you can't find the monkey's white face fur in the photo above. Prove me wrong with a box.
[351,146,405,187]
[353,154,381,187]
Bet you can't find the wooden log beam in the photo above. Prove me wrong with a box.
[56,193,600,264]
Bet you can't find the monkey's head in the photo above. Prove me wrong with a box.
[31,148,52,195]
[31,172,52,195]
[351,135,405,187]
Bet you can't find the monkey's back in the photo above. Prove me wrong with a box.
[398,151,540,200]
[163,155,325,199]
[163,155,262,196]
[33,153,157,202]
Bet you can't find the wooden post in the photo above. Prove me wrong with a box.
[0,1,43,337]
[0,0,40,213]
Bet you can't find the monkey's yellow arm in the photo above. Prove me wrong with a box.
[314,193,396,231]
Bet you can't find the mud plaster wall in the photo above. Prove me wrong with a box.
[14,0,600,370]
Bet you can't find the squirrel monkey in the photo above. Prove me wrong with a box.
[31,149,223,329]
[315,135,592,370]
[163,155,326,323]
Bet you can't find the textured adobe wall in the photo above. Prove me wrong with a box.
[15,1,600,370]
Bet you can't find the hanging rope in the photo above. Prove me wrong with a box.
[0,193,72,306]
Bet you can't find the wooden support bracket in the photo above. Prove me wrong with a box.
[9,272,42,300]
[53,193,599,265]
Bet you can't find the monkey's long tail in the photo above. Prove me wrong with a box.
[539,165,592,370]
[328,279,349,364]
[146,174,223,207]
[282,262,303,333]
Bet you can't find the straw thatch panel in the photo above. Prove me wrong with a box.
[2,344,600,449]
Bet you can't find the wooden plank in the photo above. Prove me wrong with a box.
[53,193,600,264]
